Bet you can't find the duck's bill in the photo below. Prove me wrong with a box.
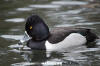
[19,31,31,45]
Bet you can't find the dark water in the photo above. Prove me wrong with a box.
[0,0,100,66]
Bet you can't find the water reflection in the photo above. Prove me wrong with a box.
[11,45,100,66]
[0,35,23,40]
[29,4,61,9]
[12,50,82,66]
[16,8,33,11]
[51,1,88,5]
[5,18,25,23]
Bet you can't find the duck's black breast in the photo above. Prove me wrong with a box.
[27,39,46,50]
[48,27,98,44]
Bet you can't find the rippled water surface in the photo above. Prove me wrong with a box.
[0,0,100,66]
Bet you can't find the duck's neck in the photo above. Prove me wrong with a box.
[27,39,46,50]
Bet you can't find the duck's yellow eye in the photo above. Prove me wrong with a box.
[30,26,32,30]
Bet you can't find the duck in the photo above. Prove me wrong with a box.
[25,14,99,51]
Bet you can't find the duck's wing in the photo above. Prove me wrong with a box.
[48,27,98,44]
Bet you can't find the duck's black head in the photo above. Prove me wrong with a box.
[25,14,50,41]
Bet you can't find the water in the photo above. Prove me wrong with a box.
[0,0,100,66]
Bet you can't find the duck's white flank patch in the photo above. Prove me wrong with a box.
[45,33,87,51]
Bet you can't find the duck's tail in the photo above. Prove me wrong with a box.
[85,29,99,43]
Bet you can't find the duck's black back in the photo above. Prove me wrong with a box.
[48,27,98,44]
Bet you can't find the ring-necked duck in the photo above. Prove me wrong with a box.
[25,14,99,51]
